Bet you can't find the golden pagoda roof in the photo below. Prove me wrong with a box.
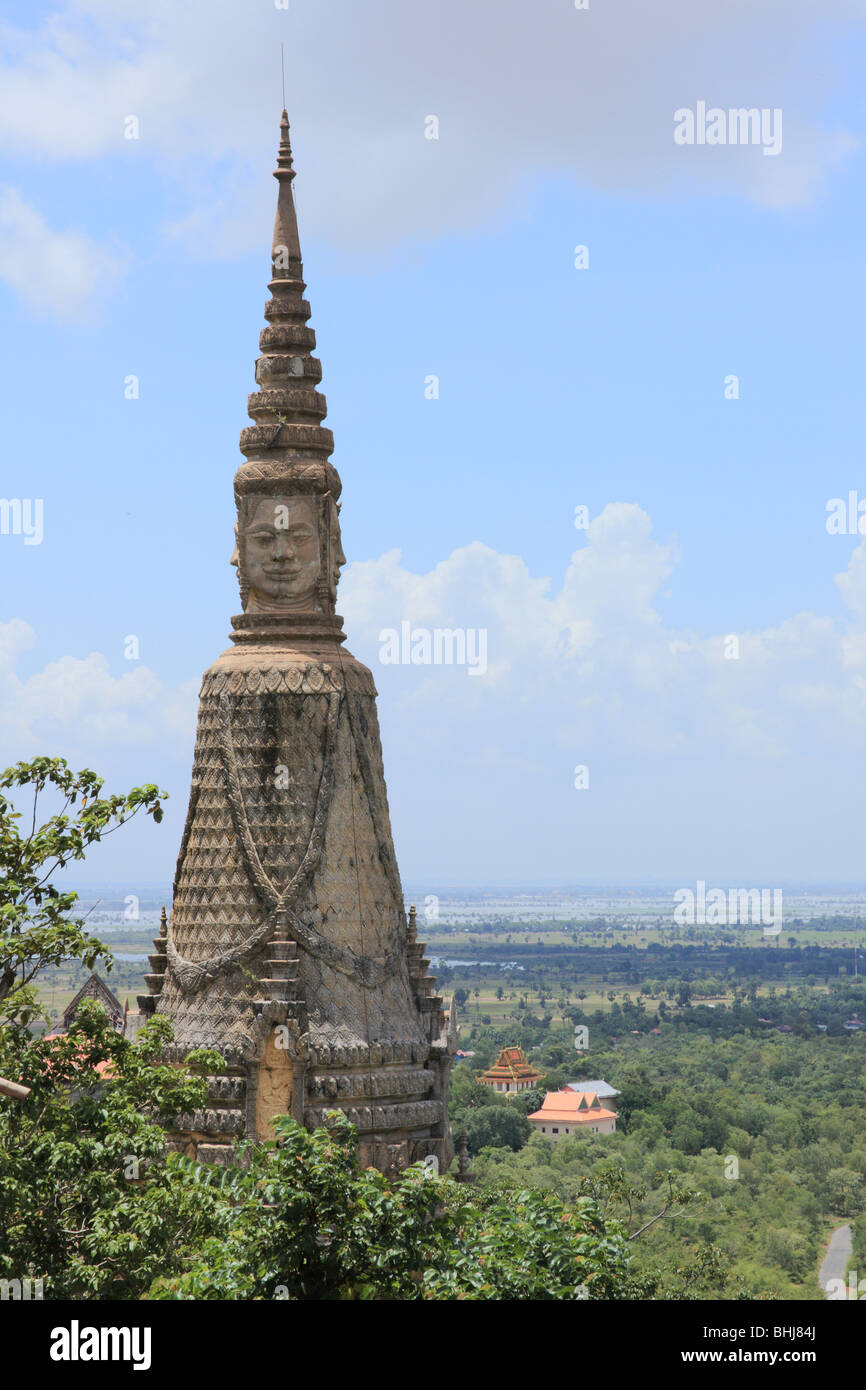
[481,1045,542,1083]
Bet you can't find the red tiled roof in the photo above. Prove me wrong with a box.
[528,1090,616,1124]
[34,1036,115,1079]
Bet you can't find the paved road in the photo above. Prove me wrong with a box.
[818,1224,852,1297]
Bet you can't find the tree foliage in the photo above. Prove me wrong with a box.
[0,1004,222,1299]
[148,1113,636,1301]
[0,757,165,1029]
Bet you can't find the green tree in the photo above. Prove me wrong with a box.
[0,757,165,1028]
[150,1114,637,1300]
[0,1005,222,1298]
[539,1070,565,1092]
[462,1106,532,1154]
[510,1086,545,1116]
[827,1167,863,1217]
[448,1066,501,1115]
[0,755,221,1298]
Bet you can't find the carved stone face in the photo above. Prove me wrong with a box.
[332,520,347,600]
[244,496,320,611]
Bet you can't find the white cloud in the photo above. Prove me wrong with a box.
[339,505,866,879]
[342,506,793,758]
[0,0,860,261]
[5,504,866,880]
[0,624,197,763]
[0,186,125,318]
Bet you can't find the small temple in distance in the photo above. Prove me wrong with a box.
[53,973,126,1036]
[135,111,456,1174]
[480,1045,542,1095]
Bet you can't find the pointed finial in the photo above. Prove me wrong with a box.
[276,109,295,178]
[408,904,417,937]
[160,905,168,938]
[271,108,301,277]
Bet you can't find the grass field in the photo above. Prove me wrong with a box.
[425,926,866,949]
[30,915,862,1038]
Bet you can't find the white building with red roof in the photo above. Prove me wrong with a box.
[528,1088,617,1140]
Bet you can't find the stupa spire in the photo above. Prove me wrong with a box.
[234,111,342,642]
[240,110,331,462]
[142,107,456,1175]
[271,109,302,274]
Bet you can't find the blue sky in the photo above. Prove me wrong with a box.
[2,1,866,888]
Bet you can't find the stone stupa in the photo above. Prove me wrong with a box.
[138,111,455,1174]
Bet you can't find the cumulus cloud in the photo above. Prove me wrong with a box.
[0,626,198,882]
[0,623,197,766]
[4,505,866,880]
[342,503,866,764]
[338,505,866,879]
[0,186,125,318]
[0,0,860,261]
